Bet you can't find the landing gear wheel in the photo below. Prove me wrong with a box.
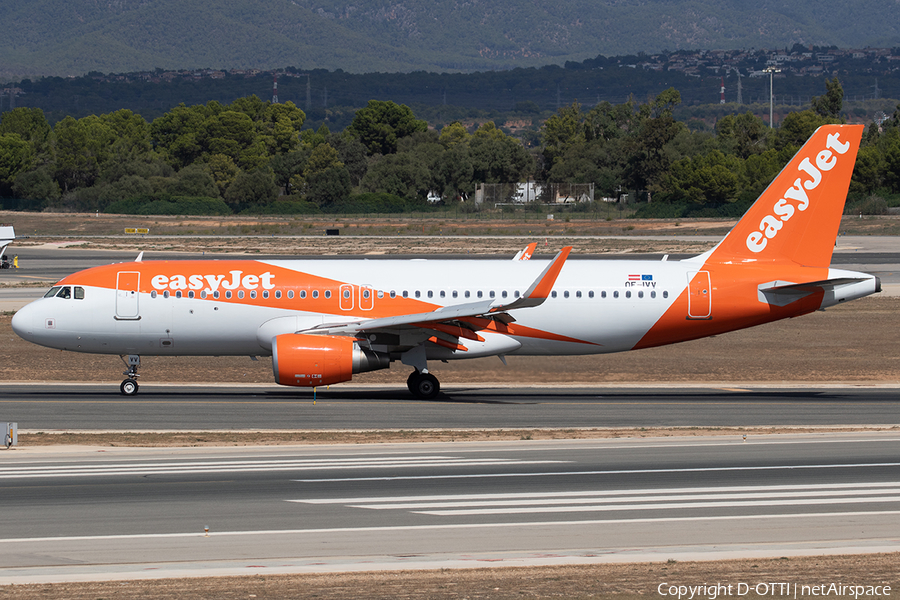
[120,378,139,396]
[409,372,440,400]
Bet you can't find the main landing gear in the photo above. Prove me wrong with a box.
[119,354,141,396]
[407,370,440,400]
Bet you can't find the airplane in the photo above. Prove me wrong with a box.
[11,124,879,398]
[0,224,14,268]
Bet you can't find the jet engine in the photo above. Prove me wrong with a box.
[271,333,390,387]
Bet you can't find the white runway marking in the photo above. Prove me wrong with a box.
[288,482,900,516]
[294,461,900,482]
[0,456,565,479]
[3,511,900,545]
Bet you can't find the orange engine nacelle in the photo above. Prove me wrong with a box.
[272,333,390,387]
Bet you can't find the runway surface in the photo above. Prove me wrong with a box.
[1,433,898,583]
[1,384,899,430]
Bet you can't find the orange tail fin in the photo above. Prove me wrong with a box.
[706,124,863,268]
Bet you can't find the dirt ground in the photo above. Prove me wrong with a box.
[6,210,900,256]
[1,554,896,599]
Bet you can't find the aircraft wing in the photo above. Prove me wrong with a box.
[303,246,571,336]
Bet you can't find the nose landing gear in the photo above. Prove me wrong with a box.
[119,354,141,395]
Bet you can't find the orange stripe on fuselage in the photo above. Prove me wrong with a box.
[59,261,596,346]
[633,263,827,350]
[58,261,435,319]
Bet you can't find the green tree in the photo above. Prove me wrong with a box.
[0,133,35,194]
[811,77,844,119]
[664,150,741,204]
[469,124,533,183]
[0,107,52,159]
[361,153,431,200]
[12,166,60,203]
[224,169,278,213]
[716,112,768,159]
[304,144,351,209]
[53,115,115,191]
[208,154,240,197]
[348,100,427,155]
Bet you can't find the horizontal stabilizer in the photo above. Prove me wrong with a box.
[758,277,877,307]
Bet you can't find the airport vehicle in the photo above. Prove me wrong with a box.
[11,125,879,398]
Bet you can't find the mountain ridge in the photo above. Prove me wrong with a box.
[2,0,899,79]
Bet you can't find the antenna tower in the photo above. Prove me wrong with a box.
[720,77,725,104]
[736,71,743,105]
[272,73,279,104]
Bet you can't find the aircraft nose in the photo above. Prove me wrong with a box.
[11,303,34,341]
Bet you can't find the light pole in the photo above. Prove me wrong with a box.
[765,67,781,128]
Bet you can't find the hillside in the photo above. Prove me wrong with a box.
[1,0,899,79]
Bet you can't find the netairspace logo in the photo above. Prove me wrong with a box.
[658,582,892,600]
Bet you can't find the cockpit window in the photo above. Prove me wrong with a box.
[74,286,85,300]
[56,286,71,299]
[44,286,61,298]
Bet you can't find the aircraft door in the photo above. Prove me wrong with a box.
[339,284,354,311]
[116,271,141,319]
[359,285,374,311]
[687,271,711,319]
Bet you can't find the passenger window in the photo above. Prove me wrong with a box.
[551,291,557,298]
[651,291,656,298]
[176,291,183,299]
[663,291,669,298]
[489,291,495,298]
[239,291,245,299]
[362,290,370,299]
[288,290,294,299]
[250,290,256,299]
[74,287,85,300]
[440,291,446,298]
[343,289,350,299]
[453,291,458,298]
[324,290,331,299]
[312,290,319,299]
[275,290,282,299]
[502,291,507,298]
[427,291,433,298]
[164,291,171,299]
[625,291,631,298]
[576,291,582,298]
[514,291,520,298]
[200,291,207,299]
[44,286,61,298]
[613,291,619,298]
[638,291,644,298]
[477,291,483,298]
[390,291,396,298]
[464,291,470,298]
[224,291,231,299]
[213,291,220,299]
[377,291,384,298]
[588,291,594,298]
[150,291,157,299]
[563,291,569,298]
[300,290,307,299]
[402,291,408,298]
[263,291,269,299]
[415,291,421,298]
[189,291,195,299]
